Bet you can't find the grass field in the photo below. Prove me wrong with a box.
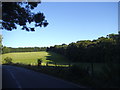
[2,51,69,66]
[2,51,119,72]
[2,51,119,75]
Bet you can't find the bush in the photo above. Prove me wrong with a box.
[4,57,12,64]
[101,63,120,87]
[37,58,42,66]
[70,65,89,78]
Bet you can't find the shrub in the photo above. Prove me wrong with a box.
[37,58,42,66]
[70,65,89,78]
[101,63,120,87]
[4,57,12,64]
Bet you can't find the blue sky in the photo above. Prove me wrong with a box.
[2,2,118,47]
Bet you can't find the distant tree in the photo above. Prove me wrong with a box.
[2,46,11,54]
[1,2,48,31]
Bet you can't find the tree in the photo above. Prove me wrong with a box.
[0,35,2,47]
[2,46,11,54]
[0,35,2,54]
[1,2,48,31]
[47,33,119,63]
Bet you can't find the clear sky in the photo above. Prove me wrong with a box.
[2,2,118,47]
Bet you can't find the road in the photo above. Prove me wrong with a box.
[2,65,83,88]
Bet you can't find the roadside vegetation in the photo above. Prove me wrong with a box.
[1,33,120,88]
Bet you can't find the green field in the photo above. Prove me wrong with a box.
[2,51,119,74]
[2,51,69,66]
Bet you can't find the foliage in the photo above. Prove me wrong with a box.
[69,65,89,78]
[2,2,48,31]
[46,33,120,87]
[37,58,42,66]
[47,33,120,63]
[4,57,12,64]
[101,62,120,87]
[0,35,2,46]
[0,35,2,54]
[2,47,47,54]
[2,46,11,54]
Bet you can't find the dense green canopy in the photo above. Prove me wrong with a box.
[47,33,120,63]
[2,2,48,31]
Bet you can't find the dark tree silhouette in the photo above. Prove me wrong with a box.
[2,2,48,31]
[0,34,2,54]
[47,33,120,63]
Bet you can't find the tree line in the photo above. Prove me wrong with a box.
[2,47,47,54]
[47,33,120,63]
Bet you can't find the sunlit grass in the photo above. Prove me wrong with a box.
[2,51,69,66]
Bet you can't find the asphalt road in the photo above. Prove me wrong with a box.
[2,65,83,88]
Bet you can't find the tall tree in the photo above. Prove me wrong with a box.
[0,35,2,54]
[1,2,48,31]
[0,35,2,46]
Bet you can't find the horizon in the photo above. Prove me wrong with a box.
[3,32,118,48]
[2,2,118,48]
